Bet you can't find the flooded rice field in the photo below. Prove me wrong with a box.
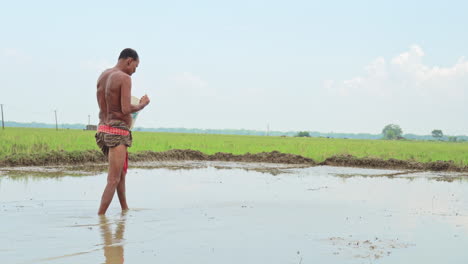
[1,161,467,263]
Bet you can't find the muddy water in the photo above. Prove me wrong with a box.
[1,162,467,264]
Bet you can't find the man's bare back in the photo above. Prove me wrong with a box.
[97,69,135,127]
[96,68,116,125]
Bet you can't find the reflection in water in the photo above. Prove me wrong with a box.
[0,161,306,179]
[99,212,127,264]
[331,171,468,183]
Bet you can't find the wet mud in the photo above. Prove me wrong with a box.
[0,161,307,179]
[325,236,413,261]
[130,149,315,165]
[0,149,467,172]
[319,154,467,172]
[0,149,314,167]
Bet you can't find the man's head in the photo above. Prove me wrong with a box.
[118,48,139,75]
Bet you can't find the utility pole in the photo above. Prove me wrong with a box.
[266,123,270,136]
[88,115,90,125]
[1,104,4,130]
[54,110,58,131]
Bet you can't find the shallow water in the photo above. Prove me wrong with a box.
[1,162,467,264]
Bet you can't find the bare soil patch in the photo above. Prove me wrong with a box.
[0,149,315,167]
[320,154,466,172]
[131,149,315,164]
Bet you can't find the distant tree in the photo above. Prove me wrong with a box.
[382,124,403,140]
[295,131,311,137]
[432,129,443,139]
[448,136,458,142]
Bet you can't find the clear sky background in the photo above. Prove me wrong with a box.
[1,0,467,135]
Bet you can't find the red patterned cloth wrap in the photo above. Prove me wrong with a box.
[97,125,130,136]
[95,120,132,173]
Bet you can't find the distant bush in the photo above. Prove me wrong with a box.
[382,124,403,140]
[295,131,311,137]
[432,129,443,139]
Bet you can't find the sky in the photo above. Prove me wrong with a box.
[1,0,468,135]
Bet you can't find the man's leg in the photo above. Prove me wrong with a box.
[98,144,127,215]
[117,167,129,211]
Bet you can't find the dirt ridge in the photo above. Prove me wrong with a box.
[319,154,466,172]
[0,149,466,172]
[0,149,315,167]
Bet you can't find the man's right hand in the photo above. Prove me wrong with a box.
[140,95,150,106]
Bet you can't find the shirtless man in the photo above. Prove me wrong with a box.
[95,48,150,215]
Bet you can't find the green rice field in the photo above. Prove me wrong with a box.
[1,127,468,165]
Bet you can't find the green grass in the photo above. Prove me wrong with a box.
[1,127,468,165]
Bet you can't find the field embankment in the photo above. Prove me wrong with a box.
[1,128,468,171]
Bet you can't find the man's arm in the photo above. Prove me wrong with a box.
[120,75,147,114]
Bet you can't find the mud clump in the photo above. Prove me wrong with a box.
[0,150,106,167]
[320,154,465,172]
[130,149,209,161]
[209,151,315,164]
[131,149,315,165]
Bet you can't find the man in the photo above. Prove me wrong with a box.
[95,48,150,215]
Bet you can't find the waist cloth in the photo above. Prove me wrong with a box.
[95,120,132,173]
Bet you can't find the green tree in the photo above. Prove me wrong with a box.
[382,124,403,140]
[448,136,457,142]
[295,131,311,137]
[432,129,443,139]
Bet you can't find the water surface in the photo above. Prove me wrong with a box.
[1,162,467,263]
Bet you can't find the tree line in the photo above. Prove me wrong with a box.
[381,124,463,142]
[294,125,465,142]
[4,121,466,141]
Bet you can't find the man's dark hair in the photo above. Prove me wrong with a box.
[118,48,139,60]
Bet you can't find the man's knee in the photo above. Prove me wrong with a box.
[107,176,121,186]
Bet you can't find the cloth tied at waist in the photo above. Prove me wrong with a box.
[97,125,130,136]
[95,121,133,174]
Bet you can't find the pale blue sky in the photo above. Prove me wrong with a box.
[1,0,468,134]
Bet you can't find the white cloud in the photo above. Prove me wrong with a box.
[323,45,468,134]
[328,45,468,100]
[2,48,31,64]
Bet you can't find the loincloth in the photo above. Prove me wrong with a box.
[95,120,132,157]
